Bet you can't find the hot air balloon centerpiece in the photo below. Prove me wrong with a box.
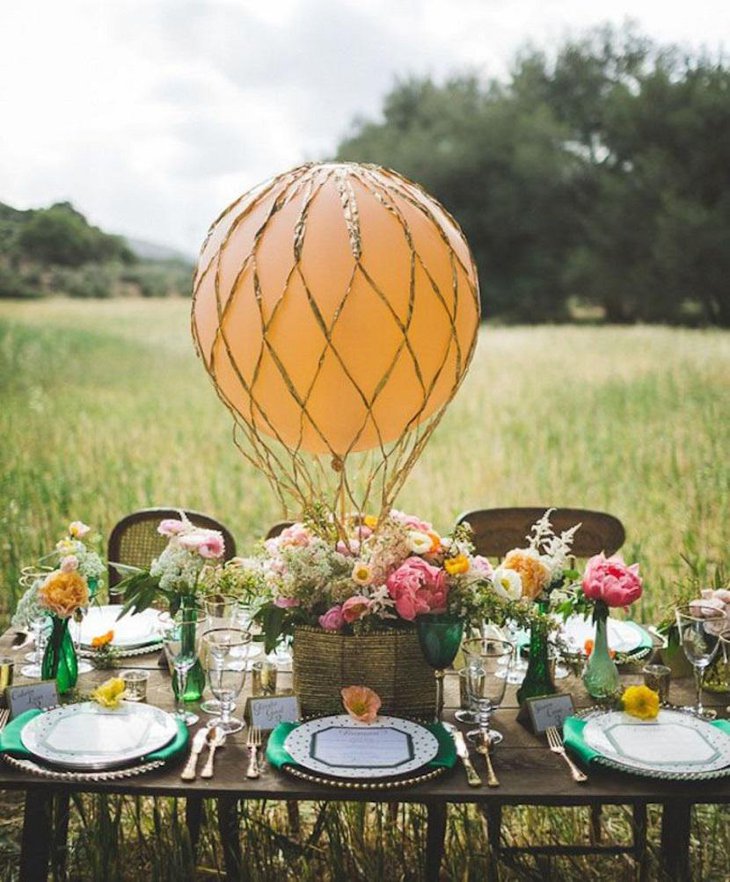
[191,162,495,718]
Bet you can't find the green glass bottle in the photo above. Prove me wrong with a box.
[516,600,556,704]
[172,599,205,702]
[583,611,620,700]
[41,615,78,695]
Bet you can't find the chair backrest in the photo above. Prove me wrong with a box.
[265,521,294,540]
[107,507,237,591]
[456,507,625,559]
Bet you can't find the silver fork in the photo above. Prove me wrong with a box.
[246,726,262,779]
[0,708,9,731]
[546,726,587,783]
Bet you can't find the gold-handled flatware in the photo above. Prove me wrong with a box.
[546,726,588,783]
[474,732,500,787]
[246,725,262,779]
[452,730,482,787]
[180,726,209,781]
[200,726,226,779]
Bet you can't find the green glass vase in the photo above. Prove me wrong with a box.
[582,612,620,700]
[41,615,78,694]
[516,601,556,704]
[172,599,205,702]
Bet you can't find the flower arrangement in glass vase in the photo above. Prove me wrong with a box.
[36,567,90,694]
[114,514,227,701]
[555,552,644,700]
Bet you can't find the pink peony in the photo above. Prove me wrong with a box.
[177,529,225,559]
[319,605,344,630]
[279,524,312,547]
[582,553,643,608]
[158,519,187,537]
[386,556,449,621]
[342,595,371,624]
[60,555,79,573]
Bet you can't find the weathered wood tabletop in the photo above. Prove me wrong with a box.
[0,627,728,881]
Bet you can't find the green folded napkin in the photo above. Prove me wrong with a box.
[267,719,456,772]
[563,715,730,766]
[0,707,189,764]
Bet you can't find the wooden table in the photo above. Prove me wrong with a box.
[0,628,727,882]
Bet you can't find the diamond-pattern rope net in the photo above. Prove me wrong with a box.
[191,163,480,534]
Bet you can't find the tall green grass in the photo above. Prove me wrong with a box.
[0,300,728,881]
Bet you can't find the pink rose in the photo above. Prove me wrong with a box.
[279,524,312,547]
[319,605,344,631]
[390,509,433,533]
[60,555,79,573]
[386,557,449,621]
[275,596,300,608]
[342,595,371,624]
[158,519,187,537]
[177,529,225,559]
[68,521,90,538]
[470,555,494,580]
[582,553,643,608]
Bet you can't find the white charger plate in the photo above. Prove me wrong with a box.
[21,702,178,770]
[283,715,439,779]
[561,615,650,655]
[582,709,730,778]
[79,606,162,649]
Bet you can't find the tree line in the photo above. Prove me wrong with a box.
[335,26,730,326]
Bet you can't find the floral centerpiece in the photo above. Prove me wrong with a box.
[114,514,227,700]
[37,567,90,693]
[556,552,643,699]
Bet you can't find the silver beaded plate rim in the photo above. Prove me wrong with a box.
[575,706,730,781]
[77,641,163,659]
[2,753,165,781]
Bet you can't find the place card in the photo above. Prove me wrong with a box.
[520,693,576,735]
[5,681,59,719]
[245,694,301,732]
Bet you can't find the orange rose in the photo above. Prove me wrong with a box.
[39,570,89,618]
[502,549,551,600]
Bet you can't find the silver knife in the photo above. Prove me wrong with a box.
[453,730,482,787]
[180,727,209,781]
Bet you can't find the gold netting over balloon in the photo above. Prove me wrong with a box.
[191,162,480,533]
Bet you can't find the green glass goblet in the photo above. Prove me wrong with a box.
[416,614,464,722]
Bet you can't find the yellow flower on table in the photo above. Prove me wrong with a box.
[91,677,127,709]
[622,685,660,720]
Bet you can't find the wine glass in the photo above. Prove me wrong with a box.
[71,612,93,675]
[204,628,251,735]
[675,605,722,718]
[416,614,464,723]
[234,601,263,661]
[494,619,527,685]
[162,613,201,726]
[20,612,51,678]
[462,637,513,745]
[200,594,238,714]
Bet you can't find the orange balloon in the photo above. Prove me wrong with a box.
[192,163,480,456]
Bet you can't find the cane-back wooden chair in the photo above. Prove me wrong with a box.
[455,506,647,881]
[107,507,237,596]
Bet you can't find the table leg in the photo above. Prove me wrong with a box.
[425,801,447,882]
[20,791,53,882]
[185,797,205,855]
[660,800,691,882]
[51,793,70,882]
[216,796,241,882]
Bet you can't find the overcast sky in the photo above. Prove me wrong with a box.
[1,1,728,256]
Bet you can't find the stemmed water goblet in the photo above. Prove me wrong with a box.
[200,594,238,714]
[162,613,201,726]
[494,619,527,685]
[462,637,513,746]
[20,611,50,678]
[675,604,722,718]
[416,614,464,723]
[204,628,251,735]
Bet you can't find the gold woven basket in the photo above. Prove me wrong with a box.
[292,626,436,719]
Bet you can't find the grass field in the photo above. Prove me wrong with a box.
[0,299,728,880]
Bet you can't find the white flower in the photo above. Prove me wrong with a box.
[406,530,433,554]
[352,562,373,585]
[492,566,523,601]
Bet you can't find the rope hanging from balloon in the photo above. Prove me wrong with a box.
[191,162,480,537]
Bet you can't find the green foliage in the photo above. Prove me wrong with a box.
[336,24,730,326]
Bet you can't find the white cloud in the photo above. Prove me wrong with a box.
[0,0,728,256]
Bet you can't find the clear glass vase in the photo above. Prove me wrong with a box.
[582,612,620,700]
[41,614,78,694]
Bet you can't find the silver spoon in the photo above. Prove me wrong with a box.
[200,726,226,779]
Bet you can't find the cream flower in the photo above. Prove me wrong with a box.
[406,530,433,554]
[352,562,373,585]
[492,566,523,601]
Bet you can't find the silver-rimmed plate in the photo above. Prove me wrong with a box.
[283,715,439,779]
[582,709,730,779]
[79,606,162,649]
[21,702,178,770]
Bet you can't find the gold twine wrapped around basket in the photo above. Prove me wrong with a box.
[292,625,436,719]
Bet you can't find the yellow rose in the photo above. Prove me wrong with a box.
[622,685,660,720]
[39,570,89,618]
